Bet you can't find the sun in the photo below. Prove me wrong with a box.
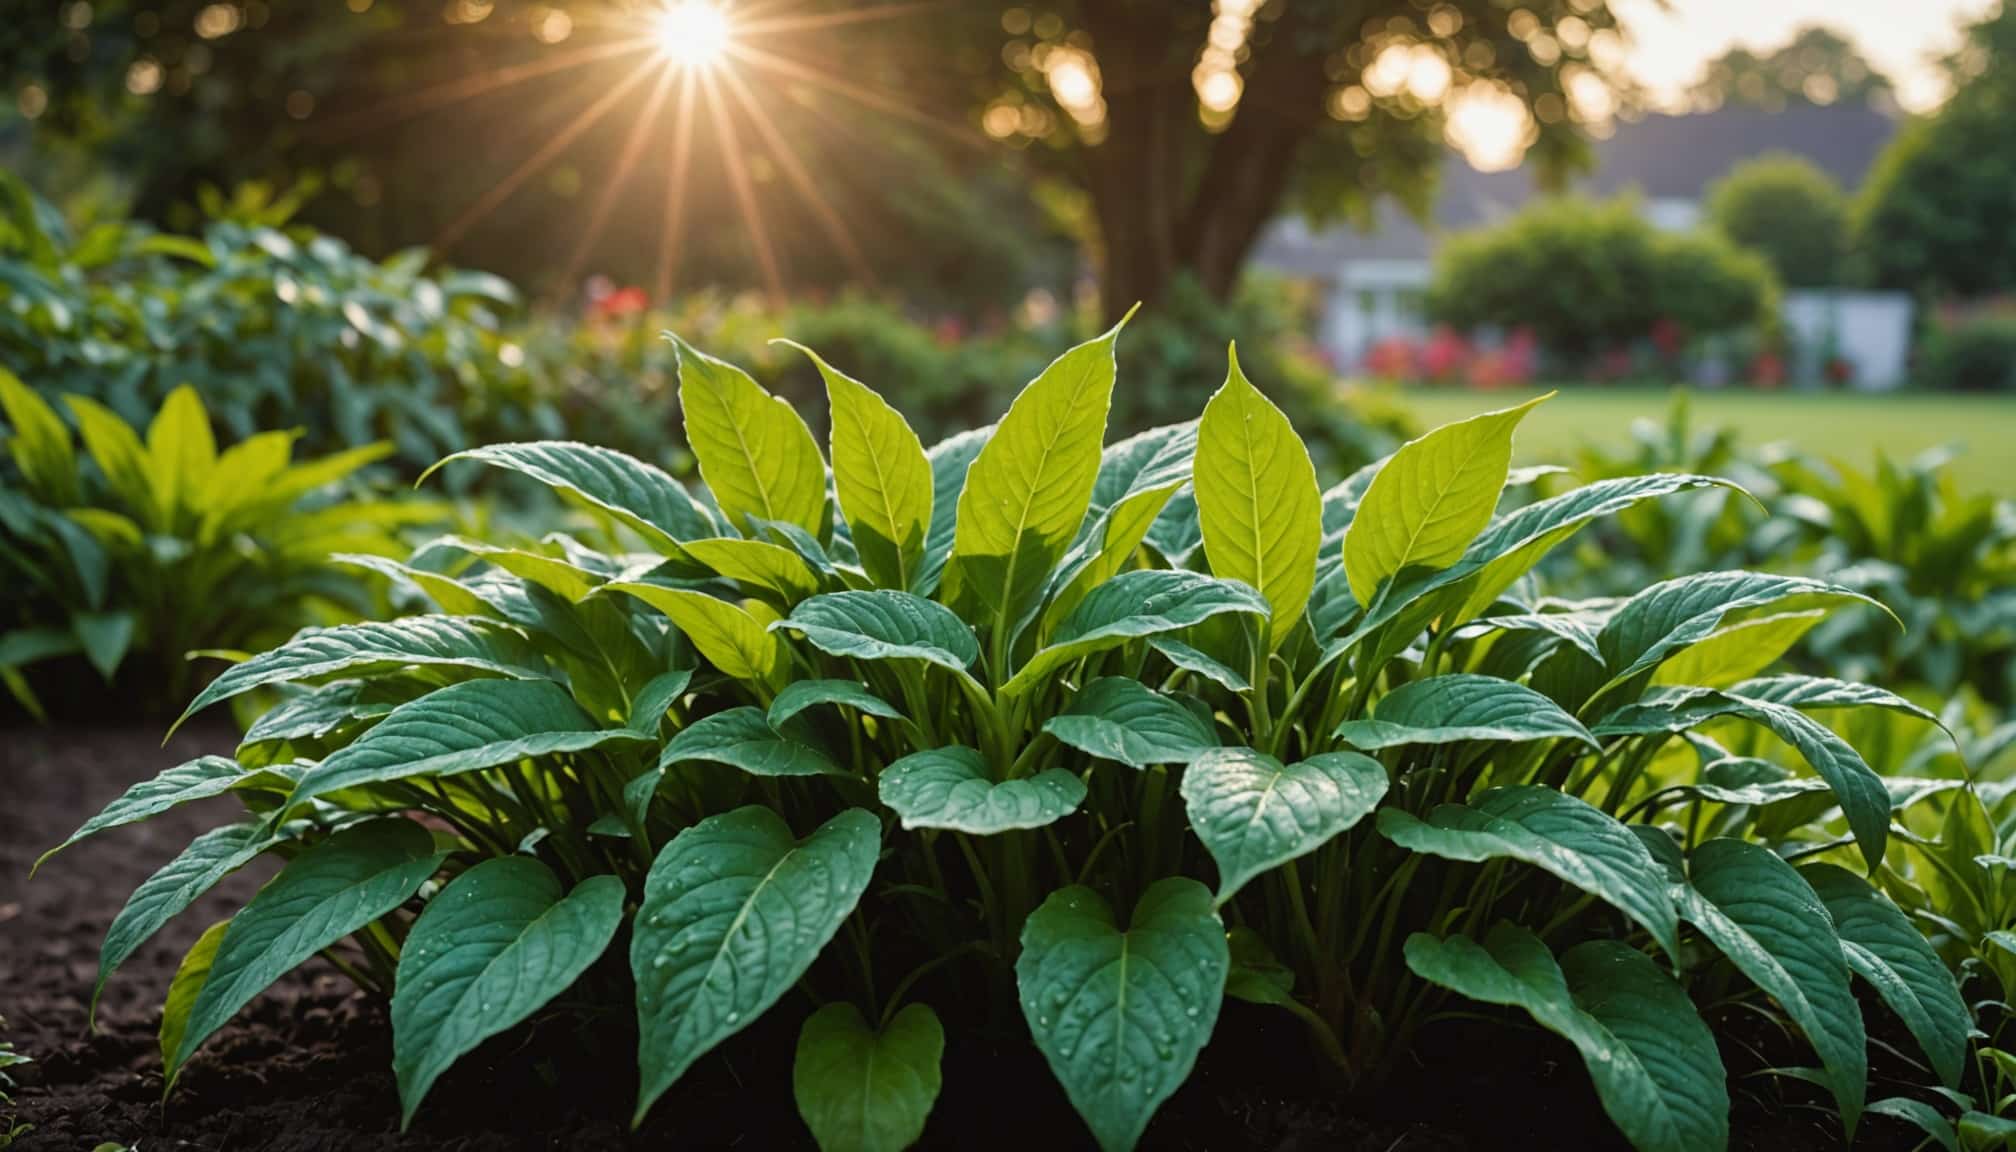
[652,1,732,70]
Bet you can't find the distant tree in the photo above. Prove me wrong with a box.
[1855,4,2016,299]
[1705,154,1848,288]
[1428,195,1776,365]
[1688,26,1892,111]
[2,0,1636,321]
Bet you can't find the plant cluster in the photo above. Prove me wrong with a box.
[0,370,440,719]
[1555,397,2016,714]
[44,329,2005,1151]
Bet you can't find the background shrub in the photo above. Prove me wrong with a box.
[1921,313,2016,393]
[1705,153,1851,289]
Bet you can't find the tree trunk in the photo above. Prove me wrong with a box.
[1084,5,1334,324]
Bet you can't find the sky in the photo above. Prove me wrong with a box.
[1614,0,2000,112]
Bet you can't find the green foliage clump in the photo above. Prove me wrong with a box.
[0,371,440,719]
[0,173,568,476]
[1427,196,1778,368]
[1705,153,1850,289]
[1922,314,2016,394]
[44,330,1998,1151]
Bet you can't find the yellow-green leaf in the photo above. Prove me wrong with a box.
[673,336,826,534]
[1195,348,1320,647]
[681,537,822,604]
[787,341,932,591]
[160,918,229,1091]
[1651,609,1826,689]
[943,316,1128,650]
[146,385,217,518]
[0,366,78,504]
[605,582,785,690]
[1343,395,1547,606]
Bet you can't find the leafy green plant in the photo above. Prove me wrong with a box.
[46,327,1982,1150]
[0,369,440,717]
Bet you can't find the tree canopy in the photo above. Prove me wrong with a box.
[3,0,1632,318]
[1855,4,2016,300]
[1686,26,1892,112]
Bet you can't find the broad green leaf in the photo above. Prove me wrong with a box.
[1458,611,1607,664]
[1800,863,1969,1090]
[1650,611,1825,688]
[1016,879,1228,1152]
[73,610,134,680]
[778,590,980,674]
[674,336,827,534]
[1043,678,1218,768]
[173,617,546,733]
[913,425,990,596]
[146,385,217,516]
[421,442,720,552]
[1446,474,1738,625]
[1195,351,1320,647]
[1180,747,1387,902]
[1223,926,1296,1006]
[1677,839,1864,1132]
[942,322,1123,644]
[604,583,785,689]
[1334,674,1596,751]
[1597,571,1891,688]
[1867,1098,1958,1152]
[1728,674,1945,731]
[430,537,607,602]
[768,679,902,728]
[793,1002,944,1152]
[878,746,1085,833]
[160,919,229,1088]
[1343,396,1546,606]
[1149,637,1249,692]
[39,756,263,870]
[392,859,625,1126]
[1004,570,1268,696]
[660,707,841,777]
[288,679,644,807]
[333,554,502,618]
[1592,688,1891,871]
[631,806,879,1125]
[240,680,405,748]
[789,342,933,591]
[96,822,272,1019]
[198,429,298,531]
[173,820,446,1074]
[1044,459,1188,638]
[1404,925,1727,1152]
[0,366,78,503]
[681,536,822,603]
[65,394,158,525]
[628,668,694,733]
[1379,787,1681,961]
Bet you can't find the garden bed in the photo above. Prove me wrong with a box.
[3,728,1897,1150]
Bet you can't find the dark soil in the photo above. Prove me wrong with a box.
[2,728,1921,1150]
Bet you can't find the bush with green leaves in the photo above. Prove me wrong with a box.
[0,171,561,476]
[0,369,440,719]
[45,327,1993,1150]
[1922,314,2016,394]
[1428,195,1778,371]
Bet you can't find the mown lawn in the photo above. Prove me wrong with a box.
[1378,386,2016,495]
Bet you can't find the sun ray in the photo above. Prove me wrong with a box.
[727,43,988,149]
[717,64,874,285]
[740,1,948,38]
[314,37,652,142]
[655,70,703,302]
[702,70,786,304]
[432,57,661,255]
[559,66,679,298]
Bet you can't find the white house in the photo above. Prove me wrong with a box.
[1253,101,1915,388]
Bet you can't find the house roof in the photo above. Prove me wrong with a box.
[1253,99,1898,277]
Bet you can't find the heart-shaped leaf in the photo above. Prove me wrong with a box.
[392,858,625,1126]
[1016,878,1228,1152]
[1180,747,1387,902]
[879,746,1085,833]
[631,806,880,1125]
[793,1001,944,1152]
[1043,678,1218,768]
[660,707,842,777]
